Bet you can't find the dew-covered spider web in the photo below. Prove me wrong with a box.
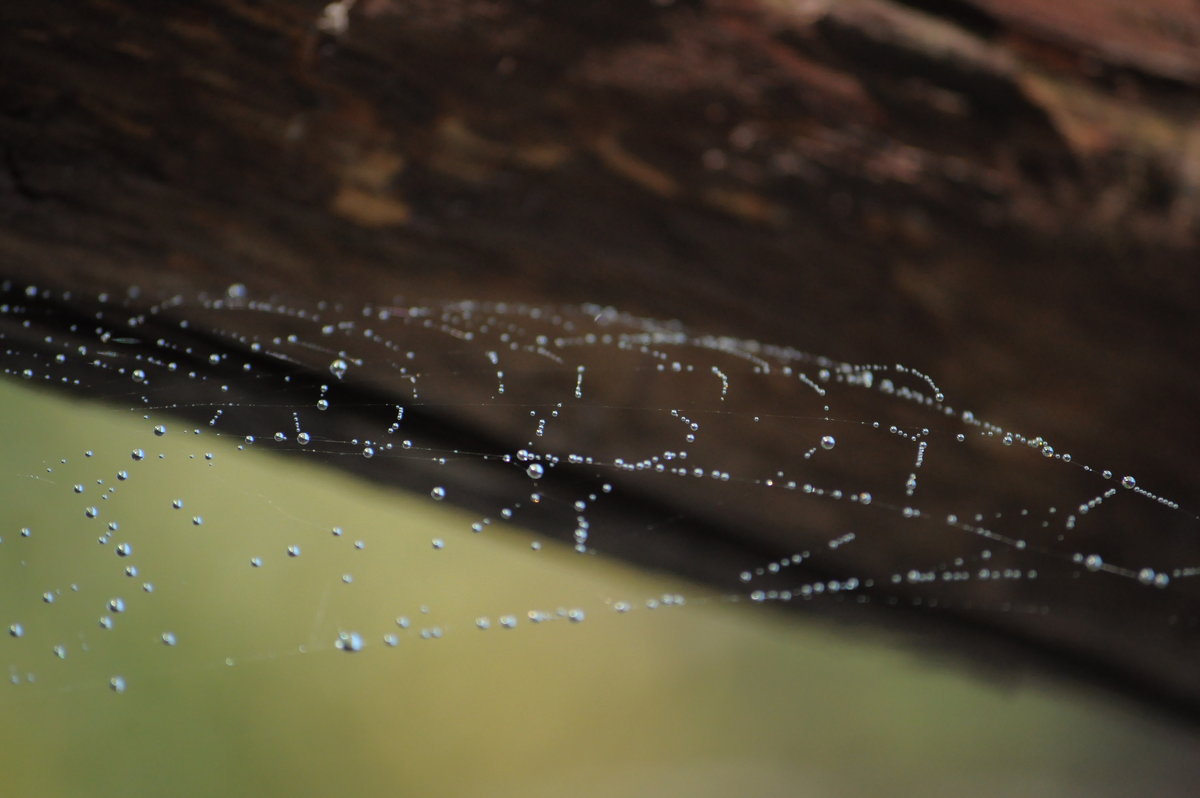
[2,278,1198,796]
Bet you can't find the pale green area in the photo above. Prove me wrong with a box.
[1,379,1196,797]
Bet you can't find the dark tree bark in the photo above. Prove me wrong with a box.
[2,0,1199,720]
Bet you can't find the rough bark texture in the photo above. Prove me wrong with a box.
[2,0,1199,720]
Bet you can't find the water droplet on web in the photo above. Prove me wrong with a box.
[526,463,544,479]
[153,424,166,436]
[115,543,133,557]
[335,632,364,652]
[329,358,349,380]
[1121,475,1137,489]
[109,676,127,694]
[130,449,145,461]
[820,435,836,450]
[430,486,446,501]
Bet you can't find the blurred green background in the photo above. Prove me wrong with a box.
[1,378,1197,798]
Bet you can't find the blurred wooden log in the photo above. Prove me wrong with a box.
[2,0,1199,719]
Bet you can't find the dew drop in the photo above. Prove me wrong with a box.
[329,358,349,380]
[109,676,127,694]
[153,424,166,436]
[335,632,364,652]
[1121,475,1137,489]
[430,486,446,501]
[130,449,145,461]
[526,463,544,479]
[820,435,836,450]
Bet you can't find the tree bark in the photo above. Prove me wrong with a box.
[2,0,1199,720]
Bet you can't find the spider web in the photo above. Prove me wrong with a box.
[1,278,1198,796]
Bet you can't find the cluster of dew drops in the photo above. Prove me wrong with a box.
[1,280,1195,694]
